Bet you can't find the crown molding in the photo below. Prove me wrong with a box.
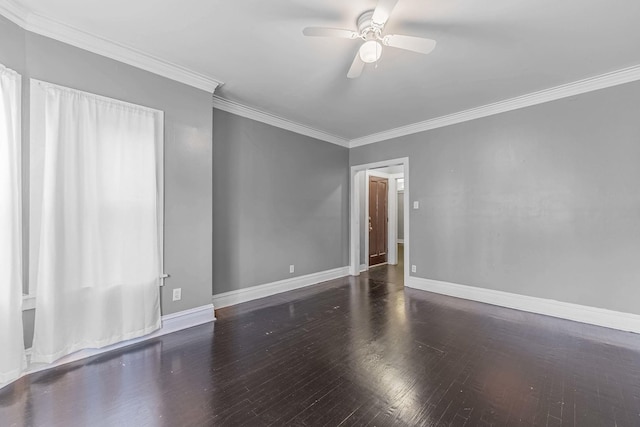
[213,96,350,147]
[0,0,26,25]
[350,64,640,148]
[0,0,223,93]
[215,62,640,149]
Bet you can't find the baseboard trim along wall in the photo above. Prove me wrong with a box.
[24,303,215,375]
[212,266,350,309]
[406,276,640,334]
[360,264,368,273]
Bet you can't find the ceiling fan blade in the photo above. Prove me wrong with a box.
[383,35,437,54]
[347,51,365,79]
[372,0,399,25]
[302,27,358,39]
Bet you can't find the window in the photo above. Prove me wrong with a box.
[29,80,165,363]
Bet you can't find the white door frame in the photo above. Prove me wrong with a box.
[350,157,410,281]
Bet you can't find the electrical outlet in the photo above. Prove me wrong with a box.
[172,288,182,301]
[289,265,295,274]
[411,265,417,273]
[413,201,420,209]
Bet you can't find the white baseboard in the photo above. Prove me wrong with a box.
[24,304,215,374]
[213,266,350,309]
[397,239,404,244]
[406,276,640,334]
[360,264,368,273]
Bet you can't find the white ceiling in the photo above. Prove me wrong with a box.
[12,0,640,142]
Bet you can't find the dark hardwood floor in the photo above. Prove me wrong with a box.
[2,247,640,426]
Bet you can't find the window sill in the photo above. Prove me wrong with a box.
[23,295,36,311]
[20,277,167,310]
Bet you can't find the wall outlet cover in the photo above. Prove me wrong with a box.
[411,265,417,273]
[289,265,295,274]
[172,288,182,301]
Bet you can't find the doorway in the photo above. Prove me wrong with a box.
[369,175,388,267]
[349,157,409,282]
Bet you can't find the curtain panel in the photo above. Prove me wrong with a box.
[31,82,163,364]
[0,64,26,389]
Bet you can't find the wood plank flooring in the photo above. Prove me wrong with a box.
[2,257,640,426]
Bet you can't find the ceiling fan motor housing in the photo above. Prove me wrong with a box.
[357,10,383,40]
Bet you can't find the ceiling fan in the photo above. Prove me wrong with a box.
[302,0,436,78]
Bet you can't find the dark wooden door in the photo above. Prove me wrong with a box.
[369,176,388,266]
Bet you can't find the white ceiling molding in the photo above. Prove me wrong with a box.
[213,97,350,148]
[0,0,26,25]
[214,63,640,149]
[0,0,223,93]
[350,64,640,148]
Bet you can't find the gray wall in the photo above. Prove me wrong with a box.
[351,81,640,315]
[213,109,349,294]
[1,15,214,347]
[397,191,404,240]
[0,16,24,73]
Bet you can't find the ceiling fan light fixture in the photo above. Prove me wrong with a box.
[302,1,436,78]
[359,40,382,63]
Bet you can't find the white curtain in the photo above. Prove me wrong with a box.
[31,82,163,364]
[0,64,26,388]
